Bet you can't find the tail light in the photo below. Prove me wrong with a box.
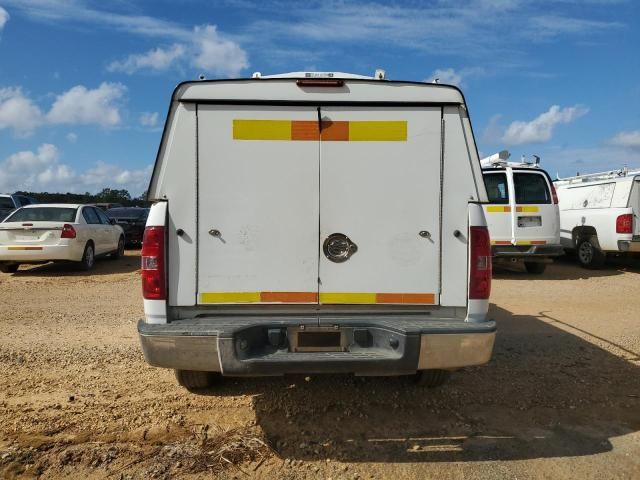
[141,226,166,300]
[550,182,559,204]
[469,226,492,300]
[60,224,77,239]
[616,214,633,234]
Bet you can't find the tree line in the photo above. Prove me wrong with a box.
[14,188,150,207]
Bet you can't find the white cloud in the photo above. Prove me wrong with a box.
[66,132,78,143]
[427,67,486,87]
[0,87,44,135]
[610,130,640,150]
[502,105,589,145]
[0,144,151,195]
[0,6,9,30]
[527,15,621,39]
[139,111,159,127]
[108,25,248,77]
[47,82,126,127]
[429,68,462,86]
[107,44,186,74]
[191,25,248,76]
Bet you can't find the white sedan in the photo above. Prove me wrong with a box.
[0,204,125,273]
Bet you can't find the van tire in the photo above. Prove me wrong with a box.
[78,243,95,271]
[413,369,451,388]
[524,261,546,274]
[175,370,218,390]
[110,236,125,259]
[0,263,19,273]
[577,237,605,269]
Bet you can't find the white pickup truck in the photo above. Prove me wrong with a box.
[137,71,495,390]
[555,168,640,268]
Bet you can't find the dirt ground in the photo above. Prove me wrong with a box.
[1,252,639,479]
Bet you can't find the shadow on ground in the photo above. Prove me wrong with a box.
[493,253,640,280]
[10,250,140,277]
[194,304,640,463]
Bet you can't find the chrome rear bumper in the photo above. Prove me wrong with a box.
[138,315,496,376]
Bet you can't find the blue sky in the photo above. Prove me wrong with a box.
[0,0,639,195]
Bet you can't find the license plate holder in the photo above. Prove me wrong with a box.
[288,326,347,352]
[518,216,542,227]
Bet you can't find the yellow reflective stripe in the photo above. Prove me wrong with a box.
[486,206,511,212]
[320,293,377,304]
[232,120,408,141]
[7,246,43,250]
[348,121,407,141]
[233,120,291,140]
[200,292,261,303]
[517,206,539,212]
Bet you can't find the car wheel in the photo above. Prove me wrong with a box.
[110,236,125,259]
[78,243,95,271]
[524,261,546,274]
[412,369,451,388]
[577,237,605,269]
[0,263,19,274]
[175,370,219,390]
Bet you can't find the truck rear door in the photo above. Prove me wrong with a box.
[318,107,442,306]
[197,106,320,305]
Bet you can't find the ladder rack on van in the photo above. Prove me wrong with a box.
[480,151,541,169]
[555,167,640,185]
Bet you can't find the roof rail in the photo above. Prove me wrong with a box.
[555,166,640,185]
[480,151,541,169]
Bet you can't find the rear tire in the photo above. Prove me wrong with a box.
[413,369,451,388]
[577,237,605,269]
[175,370,219,390]
[0,263,19,273]
[524,261,546,274]
[110,236,125,259]
[78,243,95,271]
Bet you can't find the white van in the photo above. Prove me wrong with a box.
[137,71,495,390]
[481,152,563,274]
[554,168,640,268]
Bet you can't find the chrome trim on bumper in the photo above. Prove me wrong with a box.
[618,240,640,253]
[418,331,496,369]
[139,333,221,371]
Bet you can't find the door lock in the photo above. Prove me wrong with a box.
[323,233,358,263]
[419,230,431,239]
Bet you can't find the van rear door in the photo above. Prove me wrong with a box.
[196,106,320,305]
[512,170,558,246]
[318,107,442,306]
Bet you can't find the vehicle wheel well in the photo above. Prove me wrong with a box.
[572,226,597,246]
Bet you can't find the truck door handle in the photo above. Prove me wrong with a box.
[419,230,431,239]
[208,229,221,237]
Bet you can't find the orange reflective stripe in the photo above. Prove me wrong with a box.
[321,120,349,141]
[260,292,318,303]
[375,293,435,304]
[291,121,319,140]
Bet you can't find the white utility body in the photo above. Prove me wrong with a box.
[554,168,640,268]
[137,72,496,389]
[481,151,563,274]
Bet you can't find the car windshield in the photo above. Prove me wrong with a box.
[0,197,15,209]
[5,207,77,222]
[107,208,148,219]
